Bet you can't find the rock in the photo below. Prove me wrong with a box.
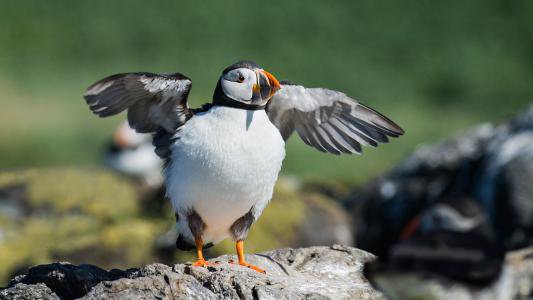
[364,246,533,300]
[292,194,353,247]
[505,247,533,299]
[348,105,533,256]
[4,262,138,299]
[1,246,382,300]
[0,283,59,300]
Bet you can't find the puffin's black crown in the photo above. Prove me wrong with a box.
[222,60,260,74]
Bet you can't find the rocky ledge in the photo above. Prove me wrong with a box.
[0,245,382,300]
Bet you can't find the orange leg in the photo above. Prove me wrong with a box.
[234,240,265,273]
[192,237,210,267]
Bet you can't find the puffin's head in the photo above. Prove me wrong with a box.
[213,60,281,107]
[112,121,150,150]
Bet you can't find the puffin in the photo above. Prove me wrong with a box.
[104,121,164,188]
[84,60,404,273]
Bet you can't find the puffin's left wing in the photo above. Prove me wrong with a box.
[266,83,404,154]
[84,72,192,133]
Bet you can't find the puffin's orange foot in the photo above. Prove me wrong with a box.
[229,260,266,273]
[240,262,266,273]
[192,259,212,267]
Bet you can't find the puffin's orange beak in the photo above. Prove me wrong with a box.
[252,69,281,102]
[261,70,281,91]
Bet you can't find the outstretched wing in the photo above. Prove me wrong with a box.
[266,82,404,155]
[84,72,193,133]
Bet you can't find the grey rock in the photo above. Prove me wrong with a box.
[506,247,533,300]
[0,283,59,300]
[1,246,382,300]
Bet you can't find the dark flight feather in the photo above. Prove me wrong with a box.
[266,83,404,154]
[84,72,193,133]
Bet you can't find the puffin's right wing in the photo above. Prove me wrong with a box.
[266,82,404,155]
[84,72,193,133]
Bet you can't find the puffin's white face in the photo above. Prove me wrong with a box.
[220,67,281,106]
[221,68,257,102]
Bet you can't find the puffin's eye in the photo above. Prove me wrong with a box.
[238,74,245,83]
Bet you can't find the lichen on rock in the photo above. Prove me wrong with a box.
[0,167,164,284]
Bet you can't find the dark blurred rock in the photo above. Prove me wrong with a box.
[348,105,533,256]
[363,195,510,298]
[5,263,138,299]
[365,231,505,285]
[1,246,382,300]
[364,245,533,300]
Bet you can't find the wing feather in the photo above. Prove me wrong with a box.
[266,83,404,154]
[329,118,374,147]
[314,125,342,155]
[321,123,361,154]
[299,122,329,153]
[84,72,192,133]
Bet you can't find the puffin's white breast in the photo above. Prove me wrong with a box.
[165,106,285,244]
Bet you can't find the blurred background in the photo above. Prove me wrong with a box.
[1,0,532,291]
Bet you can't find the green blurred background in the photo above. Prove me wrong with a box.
[1,0,533,286]
[1,0,532,182]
